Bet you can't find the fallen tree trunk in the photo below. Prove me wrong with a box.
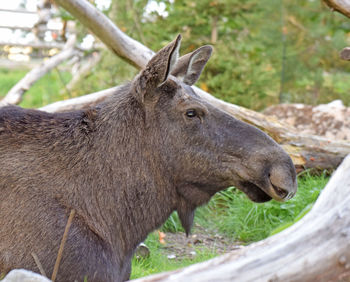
[49,0,350,172]
[40,86,119,112]
[133,154,350,282]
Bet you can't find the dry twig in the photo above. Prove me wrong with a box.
[51,209,76,282]
[31,252,47,277]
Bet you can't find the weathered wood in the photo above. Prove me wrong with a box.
[65,52,101,92]
[40,86,119,112]
[50,0,350,172]
[2,269,50,282]
[132,154,350,282]
[0,36,79,106]
[54,0,154,69]
[323,0,350,18]
[263,101,350,141]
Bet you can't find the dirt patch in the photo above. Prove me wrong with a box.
[158,225,243,260]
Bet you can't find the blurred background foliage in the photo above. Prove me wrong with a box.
[1,0,350,111]
[73,0,350,111]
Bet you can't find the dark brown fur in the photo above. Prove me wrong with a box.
[0,35,297,282]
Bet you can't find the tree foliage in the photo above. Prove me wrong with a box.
[74,0,350,111]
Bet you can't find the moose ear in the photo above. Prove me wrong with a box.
[171,45,213,86]
[134,35,181,103]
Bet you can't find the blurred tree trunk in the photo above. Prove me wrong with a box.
[51,0,350,173]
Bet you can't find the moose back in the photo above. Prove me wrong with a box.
[0,35,297,282]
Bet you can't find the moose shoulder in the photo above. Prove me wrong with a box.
[0,35,297,282]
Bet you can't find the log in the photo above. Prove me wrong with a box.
[40,86,119,112]
[133,154,350,282]
[0,36,79,106]
[49,0,350,172]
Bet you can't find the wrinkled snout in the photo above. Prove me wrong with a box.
[235,145,297,203]
[266,160,297,202]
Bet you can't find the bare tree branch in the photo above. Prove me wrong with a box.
[65,52,101,93]
[54,0,154,69]
[323,0,350,18]
[0,36,79,106]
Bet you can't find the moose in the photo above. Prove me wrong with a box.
[0,35,297,282]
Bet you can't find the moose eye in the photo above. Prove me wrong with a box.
[186,109,197,118]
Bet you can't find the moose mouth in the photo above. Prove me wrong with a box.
[237,181,272,203]
[237,181,294,203]
[237,180,293,203]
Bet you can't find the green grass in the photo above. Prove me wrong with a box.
[196,173,329,242]
[130,232,218,280]
[131,173,329,279]
[0,68,72,108]
[162,173,329,243]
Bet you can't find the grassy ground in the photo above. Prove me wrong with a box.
[131,232,219,279]
[131,173,329,279]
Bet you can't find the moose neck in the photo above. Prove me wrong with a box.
[65,89,178,260]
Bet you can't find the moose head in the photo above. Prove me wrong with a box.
[128,34,297,234]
